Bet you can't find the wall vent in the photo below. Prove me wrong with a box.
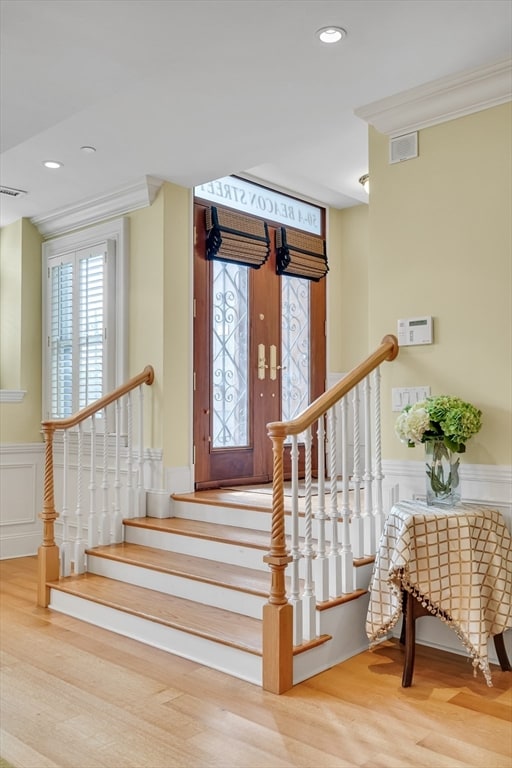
[0,185,28,197]
[389,132,418,164]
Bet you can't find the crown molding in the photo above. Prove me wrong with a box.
[355,57,512,137]
[31,175,164,237]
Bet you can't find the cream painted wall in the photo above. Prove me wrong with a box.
[0,219,43,443]
[0,220,22,389]
[368,103,512,465]
[328,206,369,374]
[129,189,165,453]
[162,183,192,470]
[129,182,192,470]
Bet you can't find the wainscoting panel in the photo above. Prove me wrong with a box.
[0,443,44,558]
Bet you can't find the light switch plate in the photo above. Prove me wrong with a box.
[392,386,431,412]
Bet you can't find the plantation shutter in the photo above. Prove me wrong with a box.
[78,247,106,410]
[205,206,270,268]
[49,258,74,419]
[276,227,328,281]
[47,242,112,419]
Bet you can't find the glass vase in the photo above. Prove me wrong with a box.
[425,439,461,507]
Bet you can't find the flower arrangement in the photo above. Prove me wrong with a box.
[395,395,482,505]
[395,395,482,453]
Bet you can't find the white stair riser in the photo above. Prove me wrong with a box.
[49,588,262,686]
[295,593,371,684]
[124,525,269,571]
[171,499,356,542]
[171,500,271,531]
[86,554,266,619]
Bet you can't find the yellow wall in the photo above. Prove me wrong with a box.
[0,218,43,442]
[0,220,22,388]
[1,103,510,473]
[129,183,192,468]
[368,102,512,465]
[328,205,369,373]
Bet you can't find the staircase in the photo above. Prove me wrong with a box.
[38,336,400,693]
[47,489,374,688]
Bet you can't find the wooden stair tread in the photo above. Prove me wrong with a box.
[49,573,263,655]
[124,516,270,550]
[86,542,271,596]
[123,516,373,568]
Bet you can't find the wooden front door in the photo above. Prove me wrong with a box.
[193,202,325,489]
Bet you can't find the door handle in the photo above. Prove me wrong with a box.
[258,343,267,380]
[270,345,287,380]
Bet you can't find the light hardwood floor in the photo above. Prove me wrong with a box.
[1,557,510,768]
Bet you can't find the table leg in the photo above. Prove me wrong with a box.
[402,591,416,687]
[493,633,511,671]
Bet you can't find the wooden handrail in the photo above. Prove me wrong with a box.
[41,365,155,431]
[262,335,398,694]
[267,335,398,440]
[37,365,155,608]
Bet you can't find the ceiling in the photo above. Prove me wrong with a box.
[1,0,511,229]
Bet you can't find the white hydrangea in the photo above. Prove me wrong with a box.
[395,403,430,445]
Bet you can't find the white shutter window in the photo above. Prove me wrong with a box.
[49,257,74,418]
[43,218,128,422]
[45,240,114,419]
[78,247,105,410]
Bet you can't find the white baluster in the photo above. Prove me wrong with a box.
[99,406,110,544]
[112,399,123,541]
[340,396,354,593]
[73,423,86,573]
[327,405,342,597]
[137,383,146,516]
[372,366,385,548]
[87,413,98,548]
[60,429,71,576]
[290,435,303,646]
[351,384,364,558]
[314,416,329,602]
[362,375,375,555]
[302,427,316,641]
[126,391,134,518]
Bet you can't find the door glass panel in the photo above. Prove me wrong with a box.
[281,276,310,422]
[212,261,249,447]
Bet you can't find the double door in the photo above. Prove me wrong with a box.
[193,202,325,489]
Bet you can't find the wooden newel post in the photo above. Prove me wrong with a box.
[263,427,293,694]
[37,425,60,607]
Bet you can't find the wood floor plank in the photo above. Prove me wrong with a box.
[1,556,511,768]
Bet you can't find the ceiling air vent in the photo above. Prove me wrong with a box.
[389,132,418,164]
[0,185,28,197]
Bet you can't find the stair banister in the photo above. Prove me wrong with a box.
[264,335,399,694]
[37,365,155,608]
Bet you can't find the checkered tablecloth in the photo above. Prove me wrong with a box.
[366,500,512,685]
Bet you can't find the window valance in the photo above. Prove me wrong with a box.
[276,227,328,281]
[205,206,270,268]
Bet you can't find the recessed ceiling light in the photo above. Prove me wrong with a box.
[316,26,346,44]
[43,160,63,169]
[80,145,96,154]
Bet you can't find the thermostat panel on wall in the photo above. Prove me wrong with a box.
[397,316,433,346]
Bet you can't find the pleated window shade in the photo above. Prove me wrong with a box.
[276,227,328,281]
[206,206,270,268]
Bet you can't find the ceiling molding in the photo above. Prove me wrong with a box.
[354,57,512,137]
[31,175,164,237]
